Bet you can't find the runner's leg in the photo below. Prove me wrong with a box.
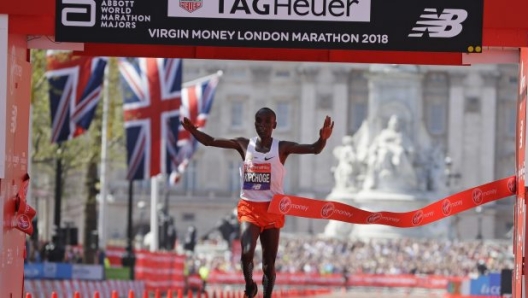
[260,227,280,298]
[240,221,260,297]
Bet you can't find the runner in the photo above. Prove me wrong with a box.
[181,107,334,298]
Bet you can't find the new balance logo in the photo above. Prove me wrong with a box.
[408,8,468,38]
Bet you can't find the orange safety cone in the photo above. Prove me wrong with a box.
[74,292,81,298]
[94,291,101,298]
[111,290,119,298]
[51,292,58,298]
[129,289,135,298]
[142,290,149,298]
[177,288,183,298]
[155,289,161,298]
[167,290,173,298]
[25,294,32,298]
[187,289,193,298]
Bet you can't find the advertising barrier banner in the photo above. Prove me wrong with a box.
[24,263,104,281]
[55,0,483,53]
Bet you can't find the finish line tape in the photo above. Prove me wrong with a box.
[268,176,516,228]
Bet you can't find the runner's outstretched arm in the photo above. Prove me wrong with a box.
[279,116,334,161]
[181,117,248,159]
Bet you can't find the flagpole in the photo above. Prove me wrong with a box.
[150,175,160,251]
[97,64,110,250]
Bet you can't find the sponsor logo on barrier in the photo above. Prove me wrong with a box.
[321,202,335,218]
[169,0,371,22]
[60,0,97,27]
[10,46,22,96]
[10,105,17,134]
[408,9,468,38]
[442,199,452,216]
[367,213,382,223]
[180,0,202,13]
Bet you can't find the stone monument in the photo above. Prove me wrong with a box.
[324,65,449,240]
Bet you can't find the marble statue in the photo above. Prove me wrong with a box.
[332,136,357,190]
[362,115,417,191]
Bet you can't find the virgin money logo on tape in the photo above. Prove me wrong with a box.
[508,177,517,194]
[472,188,498,205]
[16,214,31,231]
[278,197,292,214]
[472,188,483,205]
[412,210,423,226]
[367,213,382,224]
[321,203,335,219]
[442,199,452,216]
[278,197,308,214]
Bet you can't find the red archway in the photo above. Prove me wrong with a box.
[1,0,528,297]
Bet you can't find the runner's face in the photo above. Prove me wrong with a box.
[254,111,276,139]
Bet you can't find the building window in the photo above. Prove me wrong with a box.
[230,101,244,128]
[229,161,241,193]
[276,102,290,130]
[349,102,367,132]
[427,103,446,134]
[182,213,195,221]
[464,97,481,113]
[183,160,197,191]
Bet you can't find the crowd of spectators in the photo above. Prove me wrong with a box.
[191,235,514,278]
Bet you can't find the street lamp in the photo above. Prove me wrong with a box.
[444,155,462,240]
[444,156,462,188]
[476,206,483,240]
[137,201,146,248]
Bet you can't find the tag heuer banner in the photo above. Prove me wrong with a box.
[55,0,483,53]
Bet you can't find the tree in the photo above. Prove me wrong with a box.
[30,51,125,263]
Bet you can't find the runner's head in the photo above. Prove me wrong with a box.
[255,107,277,139]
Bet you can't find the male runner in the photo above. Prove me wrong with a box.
[181,107,334,298]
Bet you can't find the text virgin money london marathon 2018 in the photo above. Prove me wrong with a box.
[148,29,386,45]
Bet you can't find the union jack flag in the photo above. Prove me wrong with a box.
[169,74,221,184]
[119,58,183,180]
[46,51,107,143]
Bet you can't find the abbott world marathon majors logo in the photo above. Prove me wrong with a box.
[278,197,308,214]
[168,0,371,22]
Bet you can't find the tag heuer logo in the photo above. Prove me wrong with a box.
[180,0,202,13]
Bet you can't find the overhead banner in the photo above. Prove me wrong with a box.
[55,0,483,53]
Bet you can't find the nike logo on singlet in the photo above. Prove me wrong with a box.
[264,156,275,161]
